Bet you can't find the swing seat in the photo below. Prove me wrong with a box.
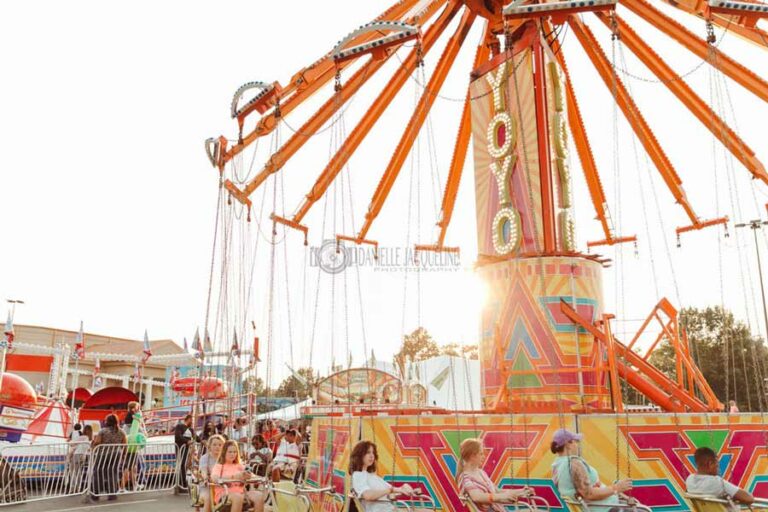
[462,492,538,512]
[562,495,652,512]
[344,489,428,512]
[686,494,735,512]
[187,470,207,508]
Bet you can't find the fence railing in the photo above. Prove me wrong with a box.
[87,442,178,498]
[0,441,180,506]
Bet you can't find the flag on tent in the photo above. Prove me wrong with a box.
[93,358,102,388]
[3,311,14,350]
[73,320,85,360]
[203,328,213,355]
[429,365,452,391]
[141,329,152,363]
[191,327,202,359]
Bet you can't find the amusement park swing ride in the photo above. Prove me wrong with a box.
[195,0,768,509]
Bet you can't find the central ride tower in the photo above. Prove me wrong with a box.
[469,22,612,413]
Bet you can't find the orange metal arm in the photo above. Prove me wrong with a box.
[293,1,463,224]
[656,0,768,51]
[221,0,436,164]
[568,16,700,225]
[594,12,768,185]
[358,9,478,241]
[436,26,493,248]
[230,49,397,202]
[620,0,768,103]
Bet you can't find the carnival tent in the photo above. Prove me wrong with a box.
[21,400,71,443]
[256,398,312,422]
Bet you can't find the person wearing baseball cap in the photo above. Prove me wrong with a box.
[550,428,634,508]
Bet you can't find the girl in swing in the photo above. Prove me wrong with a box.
[349,440,417,512]
[457,438,533,511]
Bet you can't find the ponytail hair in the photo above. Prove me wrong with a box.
[456,438,482,481]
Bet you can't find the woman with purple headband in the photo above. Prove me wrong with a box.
[550,428,635,509]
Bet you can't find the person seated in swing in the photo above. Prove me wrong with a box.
[550,429,635,508]
[211,440,264,512]
[270,429,300,482]
[686,447,754,510]
[349,440,417,511]
[457,438,533,511]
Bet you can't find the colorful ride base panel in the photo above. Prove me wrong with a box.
[478,255,609,413]
[303,414,768,511]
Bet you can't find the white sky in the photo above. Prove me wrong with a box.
[1,1,767,387]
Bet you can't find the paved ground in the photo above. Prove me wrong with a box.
[12,491,191,512]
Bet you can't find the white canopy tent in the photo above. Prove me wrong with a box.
[256,398,312,422]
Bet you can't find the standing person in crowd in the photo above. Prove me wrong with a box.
[200,421,217,444]
[91,414,127,502]
[68,424,92,493]
[270,429,301,482]
[123,401,140,434]
[349,440,416,512]
[686,447,754,511]
[456,438,532,511]
[175,414,197,493]
[198,435,225,512]
[729,400,740,413]
[211,440,264,512]
[69,423,83,441]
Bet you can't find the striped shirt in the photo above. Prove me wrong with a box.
[458,469,506,512]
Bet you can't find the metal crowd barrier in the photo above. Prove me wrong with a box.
[87,442,178,498]
[0,442,85,505]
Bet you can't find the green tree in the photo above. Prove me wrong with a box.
[439,343,479,360]
[276,367,317,399]
[242,376,265,395]
[394,327,440,378]
[647,306,768,412]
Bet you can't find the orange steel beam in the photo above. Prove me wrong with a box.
[435,25,493,248]
[560,300,712,412]
[293,1,463,224]
[568,16,700,226]
[594,12,768,185]
[620,0,768,103]
[229,49,396,204]
[270,214,308,245]
[221,0,436,164]
[601,314,625,412]
[656,0,768,51]
[358,8,478,241]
